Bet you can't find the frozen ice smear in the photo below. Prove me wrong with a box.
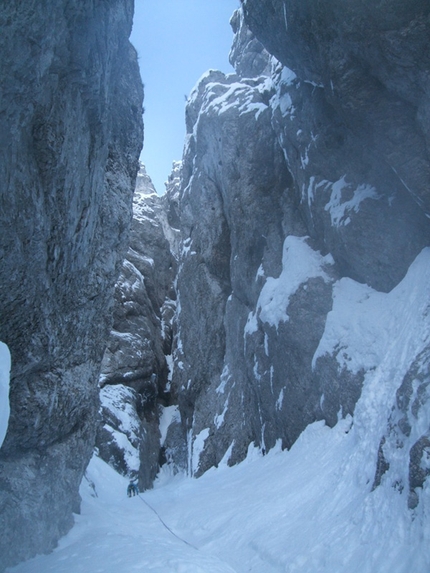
[0,341,11,449]
[191,427,210,476]
[325,176,380,227]
[159,405,180,445]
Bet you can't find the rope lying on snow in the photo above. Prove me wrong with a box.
[137,494,199,551]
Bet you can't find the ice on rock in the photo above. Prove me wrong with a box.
[0,341,11,449]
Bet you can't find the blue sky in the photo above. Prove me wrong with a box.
[131,0,240,194]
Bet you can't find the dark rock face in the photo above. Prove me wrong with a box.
[96,165,178,490]
[171,62,298,473]
[229,8,272,78]
[0,1,143,569]
[167,26,345,475]
[97,383,161,491]
[100,166,177,395]
[166,4,430,487]
[242,0,430,276]
[239,0,430,505]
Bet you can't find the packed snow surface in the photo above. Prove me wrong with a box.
[7,250,430,573]
[0,340,11,449]
[8,424,429,573]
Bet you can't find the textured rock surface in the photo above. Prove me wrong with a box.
[97,165,178,490]
[166,3,430,488]
[96,384,160,490]
[168,40,341,474]
[0,1,143,569]
[243,0,430,293]
[239,0,430,506]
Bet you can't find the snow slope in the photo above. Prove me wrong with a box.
[7,250,430,573]
[7,422,429,573]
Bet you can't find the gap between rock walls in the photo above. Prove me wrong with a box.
[1,1,430,571]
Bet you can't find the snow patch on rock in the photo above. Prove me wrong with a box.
[247,236,334,333]
[313,247,430,375]
[0,341,11,449]
[325,176,381,227]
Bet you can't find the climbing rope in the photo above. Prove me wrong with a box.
[137,494,199,551]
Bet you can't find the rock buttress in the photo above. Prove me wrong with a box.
[166,5,430,484]
[0,1,143,569]
[96,165,179,491]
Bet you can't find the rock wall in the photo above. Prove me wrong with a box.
[0,1,143,569]
[242,0,430,290]
[96,165,178,491]
[166,0,430,492]
[240,0,430,508]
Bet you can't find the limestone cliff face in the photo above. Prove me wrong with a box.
[242,0,430,291]
[166,0,430,497]
[0,1,143,569]
[240,0,430,509]
[169,63,304,473]
[96,165,178,491]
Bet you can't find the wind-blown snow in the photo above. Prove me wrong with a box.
[100,385,141,439]
[99,385,141,474]
[103,425,140,472]
[0,341,11,449]
[193,77,270,126]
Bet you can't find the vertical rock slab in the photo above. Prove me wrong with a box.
[232,1,430,294]
[170,51,313,474]
[0,1,143,569]
[167,4,430,488]
[97,166,178,491]
[240,0,430,506]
